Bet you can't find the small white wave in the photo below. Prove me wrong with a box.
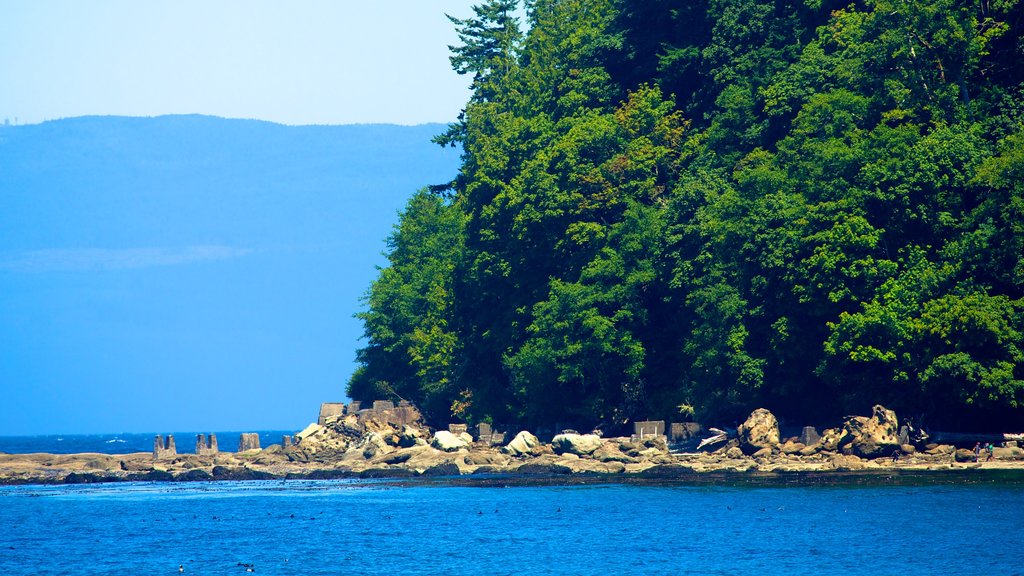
[105,439,127,443]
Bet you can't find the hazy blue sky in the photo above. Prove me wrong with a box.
[1,0,483,125]
[0,1,500,435]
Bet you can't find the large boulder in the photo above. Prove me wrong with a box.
[819,427,847,452]
[503,431,543,456]
[356,432,393,459]
[399,425,426,447]
[431,431,471,452]
[289,421,358,463]
[550,433,603,456]
[296,423,325,442]
[954,448,977,463]
[420,461,462,477]
[738,408,780,455]
[840,405,900,458]
[592,442,637,463]
[993,446,1024,460]
[780,440,805,455]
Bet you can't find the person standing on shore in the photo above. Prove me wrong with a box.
[973,442,981,462]
[986,443,994,461]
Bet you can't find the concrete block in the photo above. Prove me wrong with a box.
[153,434,177,459]
[238,433,261,452]
[318,402,347,425]
[669,422,703,442]
[634,420,665,439]
[195,433,218,456]
[799,426,821,446]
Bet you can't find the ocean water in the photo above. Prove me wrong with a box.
[0,432,294,455]
[0,480,1021,575]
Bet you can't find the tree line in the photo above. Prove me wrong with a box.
[349,0,1024,432]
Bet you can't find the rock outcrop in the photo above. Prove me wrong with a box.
[431,431,472,452]
[6,401,1021,485]
[289,401,429,463]
[504,431,543,456]
[840,405,899,458]
[738,408,780,455]
[550,433,602,456]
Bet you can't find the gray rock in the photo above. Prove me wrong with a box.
[513,462,573,475]
[592,444,637,463]
[993,447,1024,460]
[738,408,780,455]
[898,425,911,445]
[840,405,899,458]
[399,425,424,448]
[296,423,324,442]
[819,427,847,451]
[503,431,542,456]
[431,431,471,452]
[420,462,462,477]
[551,433,603,456]
[798,443,821,456]
[955,448,977,462]
[381,452,412,465]
[360,432,392,459]
[780,441,805,455]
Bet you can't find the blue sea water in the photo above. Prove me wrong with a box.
[1,480,1022,575]
[0,432,294,455]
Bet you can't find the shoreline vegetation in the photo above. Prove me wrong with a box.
[347,0,1024,436]
[2,404,1022,487]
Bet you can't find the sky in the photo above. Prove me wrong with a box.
[0,0,483,126]
[0,1,498,435]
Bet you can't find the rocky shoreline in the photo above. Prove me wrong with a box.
[2,405,1023,486]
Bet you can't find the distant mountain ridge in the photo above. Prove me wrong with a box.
[0,114,461,434]
[0,114,458,251]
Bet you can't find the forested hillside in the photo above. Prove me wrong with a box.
[349,0,1024,431]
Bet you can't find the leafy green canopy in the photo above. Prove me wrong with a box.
[351,0,1024,431]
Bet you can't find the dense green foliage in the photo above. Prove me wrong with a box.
[350,0,1024,431]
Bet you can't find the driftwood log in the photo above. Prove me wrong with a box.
[697,428,732,450]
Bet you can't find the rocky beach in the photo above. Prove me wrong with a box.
[2,404,1023,485]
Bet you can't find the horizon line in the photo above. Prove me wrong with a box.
[1,113,456,129]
